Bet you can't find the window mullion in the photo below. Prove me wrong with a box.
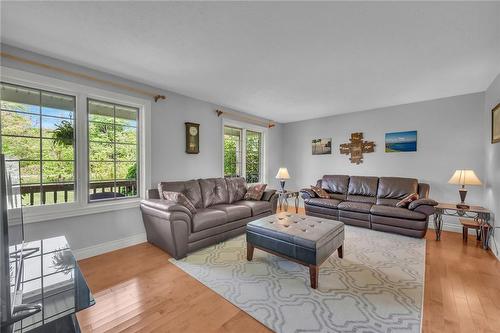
[38,90,43,205]
[77,94,87,207]
[241,129,247,181]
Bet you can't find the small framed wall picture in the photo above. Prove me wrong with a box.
[312,138,332,155]
[492,103,500,144]
[185,122,200,154]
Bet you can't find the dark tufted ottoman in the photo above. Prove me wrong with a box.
[246,212,344,289]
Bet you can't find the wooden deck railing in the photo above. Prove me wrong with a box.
[20,180,137,205]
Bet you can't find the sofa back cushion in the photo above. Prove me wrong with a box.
[418,183,430,199]
[321,175,349,200]
[225,177,247,203]
[347,176,378,203]
[158,180,203,209]
[199,178,229,207]
[376,177,418,206]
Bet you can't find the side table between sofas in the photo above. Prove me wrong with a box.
[433,203,491,249]
[277,190,300,213]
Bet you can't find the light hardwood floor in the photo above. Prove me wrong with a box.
[77,208,500,333]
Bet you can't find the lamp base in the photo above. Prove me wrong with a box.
[456,187,469,209]
[279,180,286,192]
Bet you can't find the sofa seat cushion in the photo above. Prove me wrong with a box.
[192,208,227,232]
[234,200,272,216]
[370,205,426,221]
[210,204,252,222]
[337,201,373,213]
[305,198,342,209]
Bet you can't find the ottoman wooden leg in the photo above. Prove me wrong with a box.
[247,242,254,261]
[338,245,343,259]
[309,265,318,289]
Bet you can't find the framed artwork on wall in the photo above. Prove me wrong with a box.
[185,122,200,154]
[385,130,417,152]
[339,132,375,164]
[312,138,332,155]
[492,103,500,144]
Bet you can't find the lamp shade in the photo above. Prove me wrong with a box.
[448,170,482,186]
[275,168,290,180]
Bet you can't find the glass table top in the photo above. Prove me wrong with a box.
[11,236,95,332]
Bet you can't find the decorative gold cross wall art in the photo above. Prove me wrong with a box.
[339,132,376,164]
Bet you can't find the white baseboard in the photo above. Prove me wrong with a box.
[73,233,147,260]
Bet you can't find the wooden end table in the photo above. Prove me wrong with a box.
[433,203,491,249]
[277,190,300,213]
[460,218,481,243]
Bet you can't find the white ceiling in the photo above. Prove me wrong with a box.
[1,1,499,123]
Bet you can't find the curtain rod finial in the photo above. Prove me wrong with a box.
[268,123,276,128]
[154,95,166,102]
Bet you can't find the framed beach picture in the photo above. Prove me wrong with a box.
[385,131,417,153]
[312,138,332,155]
[492,103,500,144]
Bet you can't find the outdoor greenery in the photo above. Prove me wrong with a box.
[0,99,138,206]
[88,113,137,182]
[245,130,261,183]
[224,128,241,177]
[223,126,261,183]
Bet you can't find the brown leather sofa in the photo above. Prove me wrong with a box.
[140,177,278,259]
[300,175,438,238]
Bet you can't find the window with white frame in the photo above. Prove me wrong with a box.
[87,99,139,201]
[0,82,76,206]
[0,68,148,221]
[223,124,264,183]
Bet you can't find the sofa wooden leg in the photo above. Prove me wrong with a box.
[338,245,343,259]
[309,265,318,289]
[247,242,254,261]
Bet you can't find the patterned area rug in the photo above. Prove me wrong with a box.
[170,225,425,333]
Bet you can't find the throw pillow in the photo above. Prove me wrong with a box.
[310,185,329,199]
[396,193,419,208]
[162,191,197,214]
[244,183,267,201]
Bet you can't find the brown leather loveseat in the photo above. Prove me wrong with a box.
[300,175,438,238]
[141,177,278,259]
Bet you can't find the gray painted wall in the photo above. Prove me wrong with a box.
[484,74,500,259]
[0,44,283,252]
[282,93,486,231]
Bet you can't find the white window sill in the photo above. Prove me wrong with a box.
[23,199,142,224]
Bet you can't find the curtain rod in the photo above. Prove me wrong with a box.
[0,52,166,102]
[216,109,275,128]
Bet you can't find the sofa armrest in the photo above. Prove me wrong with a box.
[408,198,438,216]
[141,199,193,218]
[261,189,277,201]
[408,198,438,210]
[300,188,316,200]
[261,189,278,212]
[140,199,193,259]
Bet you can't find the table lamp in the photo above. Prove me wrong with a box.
[275,168,290,192]
[448,169,482,209]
